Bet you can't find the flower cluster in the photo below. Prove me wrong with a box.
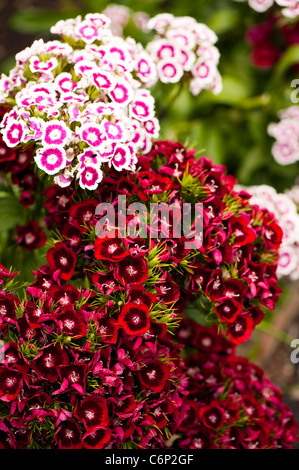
[236,184,299,279]
[0,263,188,449]
[246,14,299,69]
[169,318,299,449]
[0,13,159,190]
[39,140,283,345]
[268,106,299,165]
[145,13,222,96]
[233,0,299,18]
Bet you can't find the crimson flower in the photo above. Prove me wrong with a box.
[32,344,69,383]
[226,314,255,344]
[215,297,243,323]
[16,221,47,252]
[46,242,76,280]
[94,236,128,262]
[0,368,22,401]
[199,402,226,430]
[118,302,150,335]
[55,419,83,449]
[116,255,148,285]
[74,396,109,432]
[82,428,112,449]
[139,360,170,392]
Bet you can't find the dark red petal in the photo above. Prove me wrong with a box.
[118,302,150,335]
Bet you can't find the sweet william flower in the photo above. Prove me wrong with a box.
[46,242,77,280]
[118,302,150,336]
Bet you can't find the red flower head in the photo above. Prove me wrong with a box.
[128,285,157,308]
[155,273,180,304]
[0,292,19,329]
[215,297,243,323]
[119,302,150,336]
[116,255,148,285]
[57,363,88,394]
[47,284,80,307]
[69,199,98,230]
[55,305,87,338]
[32,344,69,383]
[74,396,109,432]
[55,419,83,449]
[139,360,170,393]
[46,242,76,280]
[83,428,112,449]
[98,317,120,343]
[226,314,254,345]
[0,367,22,401]
[16,221,47,252]
[229,216,256,247]
[199,402,225,430]
[262,220,283,250]
[94,236,128,262]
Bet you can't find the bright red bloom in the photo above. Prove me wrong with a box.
[98,317,120,343]
[229,216,257,247]
[119,302,150,336]
[128,285,157,308]
[55,419,83,449]
[116,255,148,285]
[0,367,22,401]
[139,360,170,392]
[226,314,254,345]
[47,284,80,307]
[74,396,109,432]
[83,428,112,449]
[46,242,76,280]
[94,236,128,262]
[69,199,98,230]
[215,297,243,323]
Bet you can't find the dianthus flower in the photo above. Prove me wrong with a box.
[168,318,299,449]
[0,262,187,449]
[236,184,299,280]
[268,106,299,165]
[39,140,283,345]
[233,0,299,18]
[0,13,159,190]
[145,13,222,96]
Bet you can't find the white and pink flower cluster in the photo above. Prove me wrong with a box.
[268,106,299,166]
[145,13,222,96]
[238,184,299,280]
[232,0,299,18]
[0,13,159,190]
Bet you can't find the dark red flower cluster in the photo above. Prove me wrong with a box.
[169,318,299,449]
[39,140,283,345]
[246,14,299,69]
[0,136,295,449]
[0,268,187,449]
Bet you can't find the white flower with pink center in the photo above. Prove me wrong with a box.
[101,119,126,142]
[110,144,135,171]
[0,12,160,188]
[90,70,116,91]
[80,123,103,148]
[42,120,72,147]
[146,13,221,95]
[55,73,78,93]
[78,163,103,190]
[29,55,58,73]
[129,91,155,122]
[156,59,184,84]
[35,146,67,174]
[237,183,299,280]
[2,120,27,147]
[109,79,134,106]
[232,0,299,17]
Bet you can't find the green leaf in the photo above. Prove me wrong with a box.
[9,8,80,34]
[208,8,240,35]
[0,197,26,232]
